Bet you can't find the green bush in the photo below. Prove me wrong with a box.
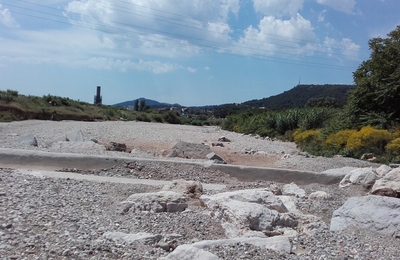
[136,113,151,122]
[0,112,15,122]
[275,109,302,134]
[162,111,181,124]
[299,108,329,130]
[151,114,163,123]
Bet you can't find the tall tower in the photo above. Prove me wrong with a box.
[94,86,102,104]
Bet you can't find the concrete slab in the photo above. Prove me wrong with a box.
[0,148,346,185]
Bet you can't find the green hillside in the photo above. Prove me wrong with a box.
[243,84,356,110]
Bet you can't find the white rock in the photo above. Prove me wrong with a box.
[122,191,188,213]
[201,189,288,213]
[65,129,84,142]
[330,195,400,237]
[16,134,37,147]
[282,183,306,198]
[339,167,377,187]
[277,196,300,214]
[103,231,162,245]
[348,168,377,185]
[309,191,329,200]
[376,164,394,178]
[201,189,296,237]
[371,168,400,197]
[166,236,292,259]
[162,244,219,260]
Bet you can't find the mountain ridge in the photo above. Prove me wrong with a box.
[113,84,356,110]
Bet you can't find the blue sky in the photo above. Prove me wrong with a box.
[0,0,399,106]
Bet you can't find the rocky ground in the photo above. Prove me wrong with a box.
[0,120,378,172]
[0,120,399,259]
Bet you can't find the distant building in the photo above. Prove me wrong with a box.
[94,86,102,104]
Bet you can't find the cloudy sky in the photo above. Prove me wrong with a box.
[0,0,399,106]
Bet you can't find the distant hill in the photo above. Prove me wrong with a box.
[243,84,356,110]
[113,98,180,109]
[112,84,356,115]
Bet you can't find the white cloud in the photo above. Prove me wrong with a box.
[187,67,196,73]
[235,14,317,56]
[64,0,240,55]
[86,57,181,73]
[323,37,360,60]
[253,0,304,17]
[318,10,327,22]
[0,4,19,28]
[316,0,356,14]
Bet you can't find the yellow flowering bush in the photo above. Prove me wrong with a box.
[293,129,320,145]
[324,129,357,150]
[293,129,323,155]
[386,138,400,156]
[346,125,393,153]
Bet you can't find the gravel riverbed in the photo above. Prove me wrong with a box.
[0,120,398,259]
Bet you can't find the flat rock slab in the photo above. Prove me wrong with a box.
[168,141,211,159]
[330,195,400,237]
[65,130,84,142]
[103,231,162,245]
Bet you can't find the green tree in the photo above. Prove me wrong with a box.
[346,25,400,129]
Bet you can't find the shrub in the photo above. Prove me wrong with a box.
[0,92,14,103]
[324,129,357,151]
[162,111,181,124]
[136,113,151,122]
[190,120,203,126]
[299,108,329,130]
[346,125,393,156]
[293,129,323,155]
[386,138,400,156]
[151,114,163,123]
[6,89,18,97]
[276,109,302,134]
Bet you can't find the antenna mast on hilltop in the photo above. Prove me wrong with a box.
[298,77,301,85]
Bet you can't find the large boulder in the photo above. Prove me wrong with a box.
[162,244,219,260]
[330,195,400,237]
[118,191,188,214]
[282,183,306,198]
[65,130,84,142]
[339,167,377,187]
[202,189,289,213]
[167,141,211,159]
[200,189,296,237]
[16,134,38,147]
[371,168,400,198]
[376,164,393,178]
[206,152,226,164]
[163,236,292,259]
